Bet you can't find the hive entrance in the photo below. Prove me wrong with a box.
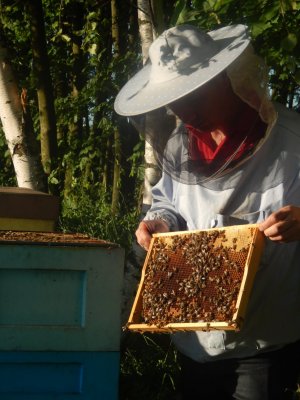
[127,225,265,332]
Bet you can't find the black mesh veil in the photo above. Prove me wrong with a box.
[130,109,254,185]
[129,107,176,168]
[128,46,277,185]
[128,108,202,183]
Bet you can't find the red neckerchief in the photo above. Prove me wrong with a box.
[186,109,266,166]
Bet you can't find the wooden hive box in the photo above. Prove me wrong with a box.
[0,187,59,232]
[0,230,124,399]
[127,224,265,333]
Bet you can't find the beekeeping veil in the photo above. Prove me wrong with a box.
[114,24,277,184]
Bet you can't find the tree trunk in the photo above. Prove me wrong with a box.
[111,127,121,214]
[137,0,169,212]
[137,0,156,213]
[69,40,84,141]
[0,42,46,191]
[63,40,83,199]
[25,0,58,176]
[111,0,121,215]
[62,1,86,199]
[138,0,154,64]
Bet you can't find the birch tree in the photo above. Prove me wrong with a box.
[137,0,162,212]
[0,41,46,191]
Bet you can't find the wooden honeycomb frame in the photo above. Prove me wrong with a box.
[126,224,265,332]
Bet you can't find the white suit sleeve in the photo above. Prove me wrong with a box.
[144,172,186,231]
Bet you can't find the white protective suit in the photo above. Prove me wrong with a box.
[145,102,300,362]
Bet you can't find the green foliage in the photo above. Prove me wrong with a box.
[170,0,201,25]
[0,130,16,187]
[127,140,145,180]
[172,0,300,106]
[58,184,140,252]
[120,334,180,400]
[0,2,31,77]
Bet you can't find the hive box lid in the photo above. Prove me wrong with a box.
[0,187,59,220]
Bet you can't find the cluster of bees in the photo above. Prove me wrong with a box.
[142,230,249,328]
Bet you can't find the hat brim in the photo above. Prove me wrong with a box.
[114,25,250,116]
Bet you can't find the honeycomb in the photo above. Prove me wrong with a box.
[127,225,265,332]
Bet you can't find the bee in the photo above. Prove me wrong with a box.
[167,271,173,279]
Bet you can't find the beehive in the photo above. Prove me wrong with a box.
[0,187,59,232]
[127,224,265,332]
[0,230,124,399]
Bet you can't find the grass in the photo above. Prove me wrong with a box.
[119,333,181,400]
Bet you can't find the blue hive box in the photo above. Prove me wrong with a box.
[0,231,124,399]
